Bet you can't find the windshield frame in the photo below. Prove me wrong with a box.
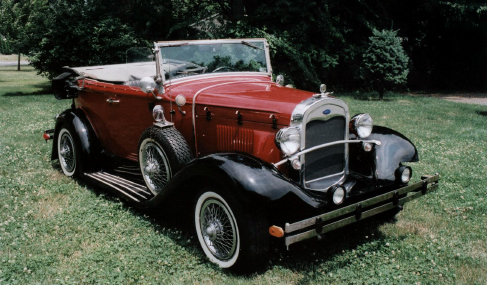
[154,38,272,84]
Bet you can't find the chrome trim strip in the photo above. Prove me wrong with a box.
[273,139,381,167]
[85,173,140,202]
[284,174,439,234]
[90,173,149,199]
[283,174,439,248]
[98,172,150,194]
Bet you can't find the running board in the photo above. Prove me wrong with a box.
[85,171,153,202]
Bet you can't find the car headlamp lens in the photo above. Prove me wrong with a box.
[275,127,301,156]
[351,113,373,138]
[397,166,412,184]
[331,186,346,205]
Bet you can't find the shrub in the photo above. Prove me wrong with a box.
[361,29,409,100]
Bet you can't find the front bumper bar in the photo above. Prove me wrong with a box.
[284,174,439,248]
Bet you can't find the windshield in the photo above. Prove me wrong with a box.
[158,40,269,80]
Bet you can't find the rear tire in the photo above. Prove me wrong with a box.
[194,188,269,271]
[57,126,81,177]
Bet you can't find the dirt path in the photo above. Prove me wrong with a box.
[409,92,487,106]
[0,61,29,66]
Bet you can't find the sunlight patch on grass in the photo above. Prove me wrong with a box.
[34,193,70,219]
[467,240,487,260]
[455,264,487,285]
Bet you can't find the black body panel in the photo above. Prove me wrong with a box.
[52,71,81,100]
[138,153,329,225]
[52,108,101,172]
[349,126,419,185]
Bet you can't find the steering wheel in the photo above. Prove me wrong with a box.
[175,61,207,75]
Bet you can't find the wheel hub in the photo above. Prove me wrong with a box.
[205,222,222,241]
[60,145,69,156]
[144,160,159,178]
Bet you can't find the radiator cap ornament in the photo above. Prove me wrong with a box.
[320,84,327,93]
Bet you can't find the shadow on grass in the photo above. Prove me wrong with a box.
[50,159,403,277]
[476,110,487,117]
[349,92,397,102]
[0,67,34,73]
[268,215,399,274]
[2,84,52,96]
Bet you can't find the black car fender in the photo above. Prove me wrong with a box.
[358,126,419,184]
[141,153,327,224]
[52,108,101,171]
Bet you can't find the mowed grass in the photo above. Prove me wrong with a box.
[1,66,486,284]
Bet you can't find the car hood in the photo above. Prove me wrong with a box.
[168,76,317,125]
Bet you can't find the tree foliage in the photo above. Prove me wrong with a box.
[361,29,409,100]
[23,0,172,78]
[3,0,486,91]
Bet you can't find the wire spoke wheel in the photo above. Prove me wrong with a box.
[138,126,192,196]
[200,198,237,260]
[58,128,77,176]
[139,139,171,195]
[195,191,241,268]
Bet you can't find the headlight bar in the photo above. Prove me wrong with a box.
[273,139,381,167]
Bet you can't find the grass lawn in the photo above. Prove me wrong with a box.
[1,66,486,284]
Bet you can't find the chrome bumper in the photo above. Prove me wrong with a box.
[284,174,440,249]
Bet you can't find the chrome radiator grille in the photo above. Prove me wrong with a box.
[304,117,346,182]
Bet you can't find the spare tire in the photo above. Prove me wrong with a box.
[138,126,192,195]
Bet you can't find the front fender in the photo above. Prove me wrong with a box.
[369,126,418,183]
[141,153,326,224]
[349,126,418,184]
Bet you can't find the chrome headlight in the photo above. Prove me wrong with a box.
[275,127,301,156]
[396,165,412,184]
[350,113,373,138]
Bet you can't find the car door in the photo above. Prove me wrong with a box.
[79,83,156,160]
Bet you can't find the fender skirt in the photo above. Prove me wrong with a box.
[140,153,328,224]
[52,108,100,171]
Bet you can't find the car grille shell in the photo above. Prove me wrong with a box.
[304,117,346,182]
[292,98,350,191]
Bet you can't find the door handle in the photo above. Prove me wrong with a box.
[106,97,120,104]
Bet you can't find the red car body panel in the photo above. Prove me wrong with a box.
[75,74,315,167]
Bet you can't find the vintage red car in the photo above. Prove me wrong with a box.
[45,38,439,270]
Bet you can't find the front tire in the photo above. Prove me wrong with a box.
[57,127,80,177]
[194,189,269,270]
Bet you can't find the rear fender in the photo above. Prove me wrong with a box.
[52,70,82,100]
[52,109,101,171]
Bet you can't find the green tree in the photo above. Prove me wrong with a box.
[361,29,409,100]
[169,0,378,91]
[24,0,171,78]
[0,0,31,69]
